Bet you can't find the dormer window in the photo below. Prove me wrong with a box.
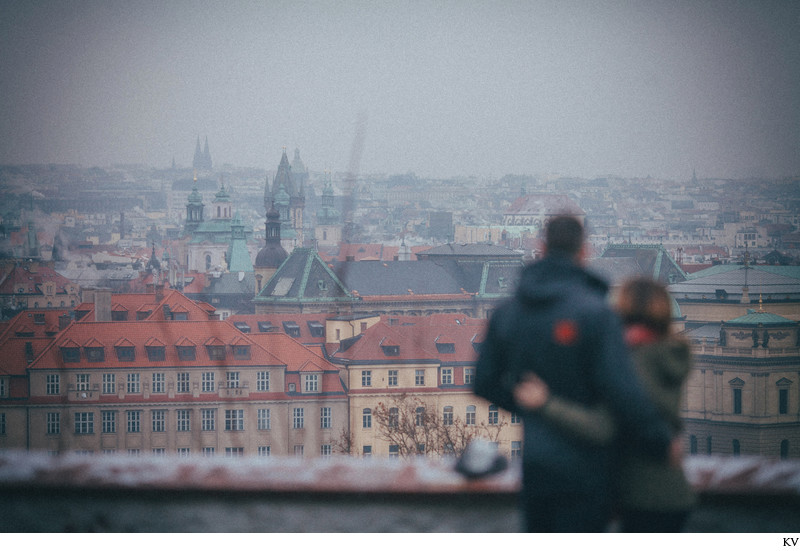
[435,342,455,354]
[85,347,105,362]
[258,321,275,333]
[233,345,251,360]
[307,321,324,338]
[146,346,166,361]
[304,374,319,393]
[115,346,135,361]
[234,322,251,333]
[206,345,225,361]
[282,321,301,338]
[381,345,400,356]
[33,313,45,325]
[61,346,80,363]
[177,346,196,361]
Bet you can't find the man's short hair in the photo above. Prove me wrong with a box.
[545,215,584,256]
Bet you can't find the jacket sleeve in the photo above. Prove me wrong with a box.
[474,311,518,413]
[539,398,616,446]
[591,312,673,458]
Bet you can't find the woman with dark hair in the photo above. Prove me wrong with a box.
[515,277,695,532]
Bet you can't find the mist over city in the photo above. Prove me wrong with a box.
[1,0,800,536]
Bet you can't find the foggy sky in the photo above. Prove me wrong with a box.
[1,0,798,180]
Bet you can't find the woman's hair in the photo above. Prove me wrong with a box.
[615,277,673,336]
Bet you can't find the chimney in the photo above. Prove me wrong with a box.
[155,283,165,302]
[94,288,112,322]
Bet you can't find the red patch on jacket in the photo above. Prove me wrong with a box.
[553,319,579,346]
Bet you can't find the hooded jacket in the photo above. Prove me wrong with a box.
[475,254,672,494]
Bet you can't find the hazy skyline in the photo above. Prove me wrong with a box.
[1,0,798,181]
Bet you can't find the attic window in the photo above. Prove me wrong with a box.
[381,345,400,356]
[146,346,166,361]
[282,322,301,338]
[317,280,328,291]
[206,345,225,361]
[715,289,728,300]
[115,346,135,361]
[435,342,455,354]
[233,345,251,359]
[258,321,275,333]
[173,312,188,321]
[177,346,196,361]
[136,311,152,320]
[33,313,45,325]
[86,347,105,362]
[61,346,80,363]
[497,277,507,288]
[15,330,34,338]
[307,321,324,338]
[234,322,251,333]
[111,311,128,321]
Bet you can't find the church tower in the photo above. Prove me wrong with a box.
[265,148,305,248]
[254,202,288,294]
[185,177,205,235]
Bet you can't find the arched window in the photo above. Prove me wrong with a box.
[466,405,476,425]
[442,406,453,426]
[488,404,499,425]
[362,408,372,429]
[388,407,399,428]
[205,254,212,271]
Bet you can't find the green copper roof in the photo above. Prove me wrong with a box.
[726,309,795,326]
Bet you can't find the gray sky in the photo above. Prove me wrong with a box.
[1,0,798,180]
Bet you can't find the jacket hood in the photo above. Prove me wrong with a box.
[516,254,609,306]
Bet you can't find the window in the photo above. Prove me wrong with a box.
[233,345,251,360]
[102,373,115,394]
[177,373,190,393]
[388,370,398,387]
[76,373,90,391]
[201,409,216,431]
[128,449,140,456]
[304,374,319,393]
[466,405,476,425]
[362,445,372,457]
[389,445,399,458]
[706,436,713,455]
[101,411,116,434]
[733,388,742,414]
[0,413,5,436]
[690,435,698,455]
[362,408,372,429]
[225,447,244,458]
[127,410,141,433]
[361,370,372,387]
[86,347,104,362]
[293,407,304,429]
[511,441,522,460]
[202,447,215,457]
[464,368,475,385]
[46,374,60,395]
[294,445,304,456]
[511,412,522,425]
[146,346,165,361]
[152,410,166,432]
[152,373,165,393]
[443,406,454,426]
[781,440,789,460]
[225,409,244,431]
[381,344,399,356]
[435,342,455,354]
[779,388,789,415]
[47,412,60,435]
[206,346,225,361]
[177,448,191,457]
[202,372,215,392]
[389,407,399,428]
[153,448,166,456]
[732,439,740,457]
[177,409,191,432]
[126,373,140,394]
[258,408,271,430]
[321,444,332,457]
[415,406,425,427]
[320,407,331,429]
[61,347,80,363]
[283,322,301,338]
[177,346,196,361]
[74,412,94,434]
[440,368,453,385]
[257,371,270,391]
[226,372,240,389]
[116,346,135,361]
[488,404,499,425]
[415,369,425,386]
[258,446,271,457]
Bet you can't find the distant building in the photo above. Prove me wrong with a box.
[682,306,800,459]
[192,136,212,171]
[264,149,305,251]
[0,262,81,315]
[502,193,585,229]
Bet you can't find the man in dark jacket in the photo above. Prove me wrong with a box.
[474,215,673,532]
